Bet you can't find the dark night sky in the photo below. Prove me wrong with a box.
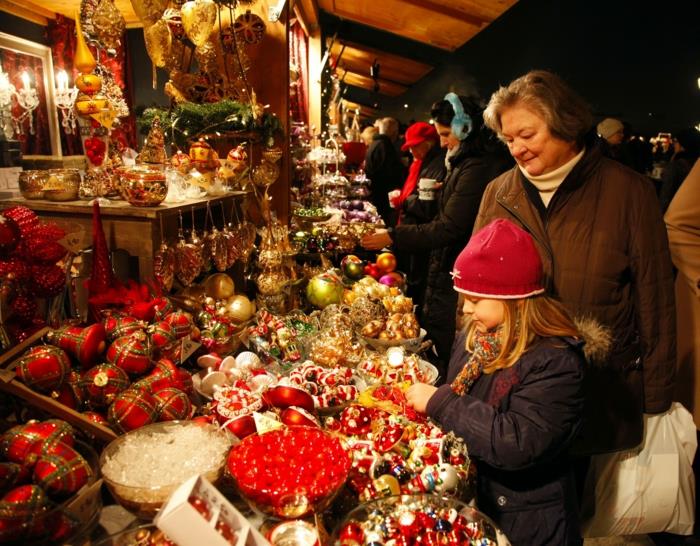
[368,0,700,136]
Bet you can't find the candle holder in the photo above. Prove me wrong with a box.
[15,72,39,135]
[54,70,78,134]
[0,69,39,138]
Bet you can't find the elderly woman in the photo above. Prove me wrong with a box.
[362,95,511,378]
[475,70,676,459]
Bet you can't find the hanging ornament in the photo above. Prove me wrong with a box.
[194,42,218,75]
[252,160,279,187]
[74,11,97,75]
[163,7,186,42]
[235,220,257,264]
[181,0,217,48]
[144,19,173,68]
[92,0,126,51]
[129,0,168,26]
[139,117,168,164]
[154,241,176,293]
[174,212,203,287]
[233,10,266,45]
[219,25,236,54]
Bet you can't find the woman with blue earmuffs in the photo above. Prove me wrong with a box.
[362,93,512,380]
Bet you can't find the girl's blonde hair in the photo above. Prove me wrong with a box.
[464,295,580,373]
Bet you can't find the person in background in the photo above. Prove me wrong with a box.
[659,128,700,212]
[596,117,639,173]
[364,117,405,225]
[360,125,377,147]
[361,94,511,379]
[388,121,446,313]
[407,219,585,546]
[476,70,676,465]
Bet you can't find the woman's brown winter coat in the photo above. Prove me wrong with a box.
[474,146,676,454]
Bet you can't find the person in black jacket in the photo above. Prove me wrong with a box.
[362,94,512,379]
[407,219,585,546]
[364,117,405,225]
[388,121,446,312]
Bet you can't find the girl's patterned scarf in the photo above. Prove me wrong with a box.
[451,326,504,395]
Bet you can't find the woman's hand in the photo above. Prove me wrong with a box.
[361,229,392,250]
[406,383,438,413]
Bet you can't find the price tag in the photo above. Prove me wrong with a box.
[58,225,89,254]
[89,108,117,129]
[253,411,284,434]
[181,336,201,362]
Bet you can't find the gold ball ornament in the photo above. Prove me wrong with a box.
[75,73,102,95]
[144,19,172,68]
[252,160,280,188]
[203,273,235,300]
[181,0,218,48]
[75,93,109,116]
[225,295,255,323]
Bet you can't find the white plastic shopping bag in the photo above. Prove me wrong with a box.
[581,402,697,537]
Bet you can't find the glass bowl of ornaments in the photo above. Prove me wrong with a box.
[0,438,102,546]
[121,165,168,207]
[227,426,351,519]
[357,348,439,386]
[360,327,427,352]
[333,494,509,546]
[100,421,234,519]
[18,169,47,199]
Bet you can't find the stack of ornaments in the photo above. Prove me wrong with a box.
[0,205,70,343]
[0,419,93,543]
[14,306,198,434]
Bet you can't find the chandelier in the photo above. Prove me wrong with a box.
[0,66,39,139]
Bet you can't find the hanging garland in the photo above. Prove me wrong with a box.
[137,100,282,150]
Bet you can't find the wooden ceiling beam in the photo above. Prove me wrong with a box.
[295,0,319,33]
[336,56,427,86]
[0,0,54,26]
[400,0,490,27]
[339,68,407,97]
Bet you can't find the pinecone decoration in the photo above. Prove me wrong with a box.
[31,264,65,298]
[2,206,39,237]
[10,294,37,324]
[139,117,167,165]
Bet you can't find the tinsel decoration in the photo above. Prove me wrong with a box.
[138,100,282,149]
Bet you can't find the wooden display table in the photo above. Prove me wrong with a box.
[0,192,249,282]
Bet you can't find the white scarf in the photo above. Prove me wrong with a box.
[518,148,585,206]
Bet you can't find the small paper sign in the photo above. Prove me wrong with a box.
[253,411,284,434]
[58,225,89,254]
[90,108,117,129]
[181,336,201,362]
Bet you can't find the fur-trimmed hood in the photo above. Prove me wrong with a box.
[574,315,613,365]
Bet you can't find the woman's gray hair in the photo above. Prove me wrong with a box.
[483,70,593,146]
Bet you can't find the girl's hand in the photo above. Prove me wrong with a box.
[406,383,438,413]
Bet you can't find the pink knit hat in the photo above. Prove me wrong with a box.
[451,219,545,299]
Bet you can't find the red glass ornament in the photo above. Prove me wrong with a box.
[154,387,192,421]
[108,389,158,433]
[80,363,130,408]
[49,323,106,368]
[107,334,153,375]
[15,345,70,393]
[33,442,91,496]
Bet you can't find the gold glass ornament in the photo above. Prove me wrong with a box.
[144,20,172,68]
[74,12,97,75]
[129,0,168,26]
[181,0,218,48]
[252,160,279,188]
[92,0,126,51]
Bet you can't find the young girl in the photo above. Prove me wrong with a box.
[407,218,585,546]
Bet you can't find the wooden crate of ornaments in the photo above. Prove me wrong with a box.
[0,328,118,443]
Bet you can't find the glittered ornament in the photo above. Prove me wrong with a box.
[15,345,71,393]
[181,0,217,48]
[103,315,145,343]
[9,295,37,324]
[153,242,176,292]
[88,201,119,297]
[139,117,168,164]
[143,20,172,69]
[33,442,91,497]
[0,258,30,283]
[47,323,106,369]
[91,0,126,51]
[148,358,193,394]
[129,0,168,26]
[80,363,130,408]
[163,311,193,339]
[108,389,158,433]
[1,206,38,238]
[0,214,21,255]
[0,462,26,494]
[30,264,65,298]
[175,231,203,287]
[24,224,67,264]
[0,485,48,541]
[0,420,75,466]
[106,334,153,376]
[82,411,109,427]
[154,387,192,421]
[149,320,177,351]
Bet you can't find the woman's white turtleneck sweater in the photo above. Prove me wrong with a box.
[518,149,585,207]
